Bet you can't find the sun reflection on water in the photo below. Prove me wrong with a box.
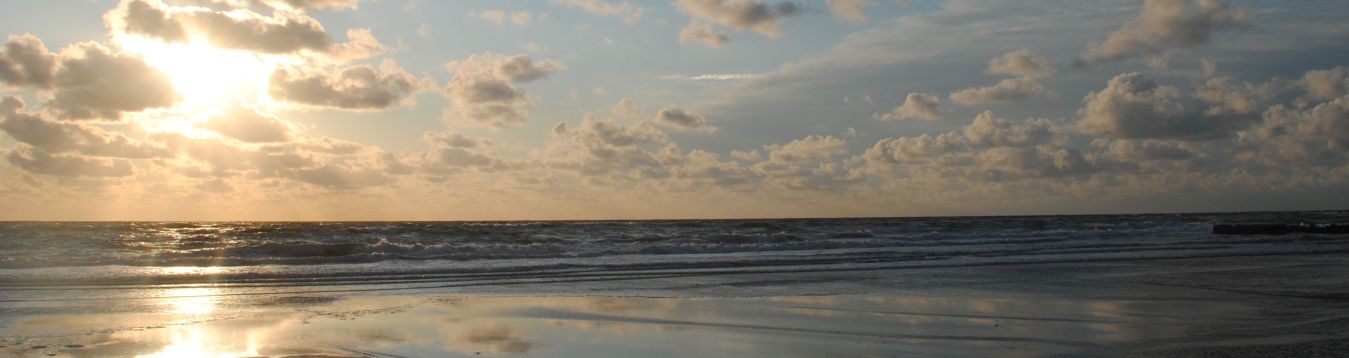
[166,287,217,316]
[134,287,265,358]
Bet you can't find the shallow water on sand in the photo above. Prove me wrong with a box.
[3,253,1349,357]
[0,291,1257,357]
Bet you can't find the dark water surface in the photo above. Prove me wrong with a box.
[1,211,1346,288]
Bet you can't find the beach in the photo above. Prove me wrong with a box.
[3,0,1349,355]
[3,249,1349,357]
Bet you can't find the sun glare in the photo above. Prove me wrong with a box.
[116,35,280,137]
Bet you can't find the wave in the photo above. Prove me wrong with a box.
[0,212,1346,286]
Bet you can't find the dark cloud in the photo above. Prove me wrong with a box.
[291,165,391,189]
[1,96,169,159]
[48,42,179,120]
[110,0,335,54]
[269,61,421,110]
[676,0,801,37]
[444,54,564,128]
[654,106,717,132]
[1082,0,1254,64]
[5,147,134,177]
[0,34,58,88]
[1077,72,1248,141]
[492,55,566,83]
[417,131,517,173]
[1097,139,1195,162]
[544,114,679,178]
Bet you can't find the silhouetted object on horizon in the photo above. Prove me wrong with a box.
[1213,223,1349,235]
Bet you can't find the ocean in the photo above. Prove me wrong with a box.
[3,211,1347,288]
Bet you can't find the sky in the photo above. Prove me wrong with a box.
[0,0,1347,220]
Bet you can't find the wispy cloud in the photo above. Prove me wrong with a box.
[661,73,766,81]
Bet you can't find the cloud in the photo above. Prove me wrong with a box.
[151,132,398,189]
[200,104,292,143]
[654,106,717,132]
[949,77,1053,105]
[962,111,1056,148]
[764,135,847,163]
[48,42,179,120]
[1193,76,1292,116]
[676,0,802,37]
[611,98,641,117]
[214,0,360,12]
[445,76,529,128]
[827,0,872,23]
[269,60,423,110]
[864,111,1061,166]
[109,0,336,55]
[0,34,58,88]
[862,111,1087,179]
[474,9,536,26]
[661,73,764,81]
[1302,67,1348,100]
[1096,138,1195,162]
[418,131,514,172]
[731,149,761,161]
[267,0,360,11]
[489,55,567,83]
[330,28,388,61]
[948,49,1057,105]
[1239,93,1349,165]
[863,133,963,164]
[472,10,542,27]
[542,114,679,178]
[1078,72,1246,140]
[291,164,392,188]
[549,0,644,25]
[0,96,169,159]
[679,23,731,48]
[443,53,565,128]
[875,92,943,121]
[5,147,134,177]
[987,49,1054,78]
[1081,0,1254,64]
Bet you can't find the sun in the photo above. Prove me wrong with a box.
[119,36,276,110]
[115,35,281,136]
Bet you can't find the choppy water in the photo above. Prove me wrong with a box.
[1,211,1347,288]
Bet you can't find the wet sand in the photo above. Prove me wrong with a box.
[2,253,1348,357]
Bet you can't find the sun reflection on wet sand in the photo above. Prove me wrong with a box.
[134,287,263,358]
[0,291,1266,357]
[165,287,217,316]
